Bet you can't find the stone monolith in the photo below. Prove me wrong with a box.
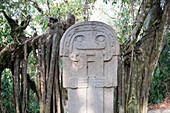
[60,21,119,113]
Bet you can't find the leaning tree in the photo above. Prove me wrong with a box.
[0,8,75,113]
[117,0,169,113]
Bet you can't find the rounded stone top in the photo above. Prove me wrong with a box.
[60,21,119,60]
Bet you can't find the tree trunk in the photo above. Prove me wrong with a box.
[0,71,1,112]
[118,1,169,113]
[27,82,30,113]
[22,43,28,113]
[45,33,58,113]
[14,55,21,113]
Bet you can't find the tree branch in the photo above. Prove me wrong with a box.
[123,0,153,55]
[150,1,169,68]
[30,0,43,14]
[99,8,120,20]
[131,0,153,40]
[46,0,50,15]
[0,10,19,29]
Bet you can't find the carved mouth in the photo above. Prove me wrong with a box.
[76,43,106,50]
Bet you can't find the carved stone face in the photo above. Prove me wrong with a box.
[71,31,108,53]
[74,31,106,50]
[68,30,114,62]
[60,21,119,62]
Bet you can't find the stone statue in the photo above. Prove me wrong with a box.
[60,21,119,113]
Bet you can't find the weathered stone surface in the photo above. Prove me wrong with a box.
[60,21,119,113]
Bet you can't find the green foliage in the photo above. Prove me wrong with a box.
[29,90,40,113]
[0,15,12,46]
[0,0,31,46]
[27,52,37,77]
[26,0,85,34]
[27,52,40,112]
[29,103,40,113]
[106,0,141,44]
[1,69,14,113]
[50,1,84,22]
[149,34,170,104]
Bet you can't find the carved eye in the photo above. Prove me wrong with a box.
[96,35,105,42]
[75,35,85,42]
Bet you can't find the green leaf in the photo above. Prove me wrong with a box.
[112,1,117,5]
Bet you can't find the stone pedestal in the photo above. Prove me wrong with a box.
[60,21,119,113]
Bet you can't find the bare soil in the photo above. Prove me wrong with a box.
[148,92,170,111]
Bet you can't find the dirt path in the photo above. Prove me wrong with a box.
[148,109,170,113]
[148,92,170,113]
